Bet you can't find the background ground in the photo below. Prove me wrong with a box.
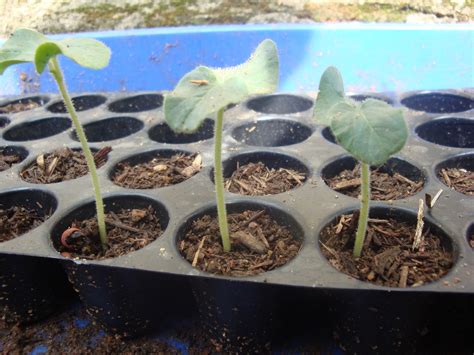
[0,0,472,38]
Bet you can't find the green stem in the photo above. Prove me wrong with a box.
[214,107,230,252]
[353,162,370,258]
[48,57,107,249]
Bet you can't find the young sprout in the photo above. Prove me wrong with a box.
[0,29,111,248]
[164,39,279,252]
[314,67,408,258]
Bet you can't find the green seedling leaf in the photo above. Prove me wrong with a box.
[164,39,279,132]
[313,66,345,125]
[330,98,407,166]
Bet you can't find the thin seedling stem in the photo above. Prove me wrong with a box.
[353,162,370,258]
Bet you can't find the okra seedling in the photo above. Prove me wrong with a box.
[314,67,408,258]
[164,39,279,252]
[0,29,111,248]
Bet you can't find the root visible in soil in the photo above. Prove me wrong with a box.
[112,152,201,189]
[225,161,306,195]
[325,164,424,200]
[59,206,162,260]
[179,210,301,277]
[438,167,474,196]
[320,213,454,287]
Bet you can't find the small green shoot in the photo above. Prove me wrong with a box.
[314,67,408,258]
[164,39,279,252]
[0,29,111,248]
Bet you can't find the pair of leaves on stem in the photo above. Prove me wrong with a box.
[314,67,408,166]
[0,28,110,74]
[164,39,279,132]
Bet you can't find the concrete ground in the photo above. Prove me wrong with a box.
[0,0,471,38]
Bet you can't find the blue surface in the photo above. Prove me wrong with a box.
[0,24,473,96]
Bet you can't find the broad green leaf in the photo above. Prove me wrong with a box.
[313,66,345,125]
[164,39,279,132]
[0,29,47,74]
[330,98,408,165]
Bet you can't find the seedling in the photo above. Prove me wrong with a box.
[164,39,279,252]
[0,29,111,248]
[314,67,408,258]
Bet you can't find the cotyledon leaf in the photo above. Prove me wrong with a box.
[164,39,279,133]
[330,98,408,166]
[313,66,345,125]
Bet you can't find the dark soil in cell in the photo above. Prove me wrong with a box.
[112,153,201,189]
[0,150,21,172]
[179,210,302,277]
[325,164,424,200]
[59,206,162,260]
[225,162,306,195]
[438,167,474,196]
[319,213,454,287]
[20,147,111,184]
[0,100,40,114]
[0,206,48,243]
[0,307,177,354]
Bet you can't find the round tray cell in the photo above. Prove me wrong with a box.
[318,206,456,288]
[50,194,169,253]
[247,94,313,114]
[0,116,10,128]
[349,94,393,105]
[149,118,214,144]
[435,153,474,196]
[0,145,29,172]
[401,93,474,113]
[0,188,57,243]
[47,95,107,113]
[3,117,71,141]
[0,96,49,114]
[232,119,312,147]
[108,94,163,113]
[321,126,337,144]
[416,118,474,148]
[72,116,143,142]
[467,223,474,250]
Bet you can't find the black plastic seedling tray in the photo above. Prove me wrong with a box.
[1,90,473,352]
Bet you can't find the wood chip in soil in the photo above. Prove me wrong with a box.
[20,147,110,184]
[179,210,301,277]
[0,206,48,243]
[0,150,21,172]
[59,206,162,260]
[225,161,306,195]
[319,213,454,287]
[112,152,201,189]
[0,100,40,114]
[438,167,474,196]
[325,164,424,200]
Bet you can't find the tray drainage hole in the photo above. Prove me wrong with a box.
[0,117,10,128]
[213,151,309,196]
[0,95,50,114]
[416,118,474,148]
[467,223,474,250]
[47,95,107,113]
[71,116,143,142]
[349,94,394,105]
[20,147,109,184]
[435,153,474,196]
[0,188,57,243]
[247,94,313,114]
[0,145,28,172]
[50,194,169,260]
[3,117,71,141]
[232,119,312,147]
[318,206,456,288]
[110,149,201,189]
[108,94,163,113]
[149,119,214,144]
[322,156,425,200]
[175,200,304,276]
[401,93,474,113]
